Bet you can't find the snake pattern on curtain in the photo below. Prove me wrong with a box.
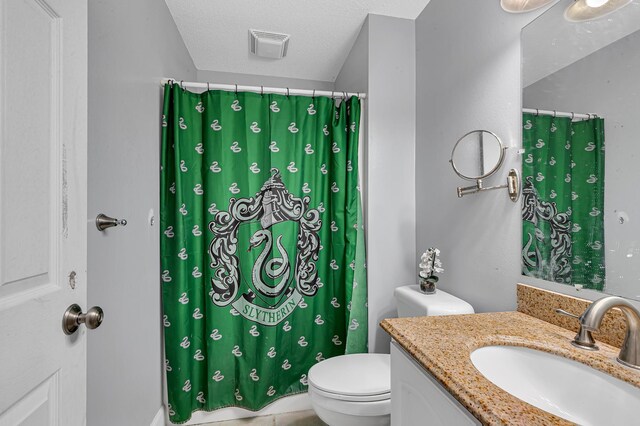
[160,84,367,423]
[521,112,605,290]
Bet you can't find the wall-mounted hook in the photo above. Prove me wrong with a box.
[96,213,127,231]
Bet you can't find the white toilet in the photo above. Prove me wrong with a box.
[308,285,474,426]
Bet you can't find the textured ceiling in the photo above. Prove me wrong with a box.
[164,0,431,82]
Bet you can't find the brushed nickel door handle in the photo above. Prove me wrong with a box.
[62,304,104,335]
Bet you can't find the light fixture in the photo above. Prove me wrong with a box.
[500,0,555,13]
[565,0,632,21]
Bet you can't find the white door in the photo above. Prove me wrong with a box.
[0,0,88,425]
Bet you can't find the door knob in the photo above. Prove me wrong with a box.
[96,213,127,231]
[62,304,104,335]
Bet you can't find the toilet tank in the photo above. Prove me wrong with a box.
[394,285,474,317]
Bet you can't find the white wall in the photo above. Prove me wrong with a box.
[87,1,196,425]
[333,19,368,95]
[196,69,334,91]
[335,18,369,223]
[524,30,640,301]
[336,14,416,353]
[415,0,543,313]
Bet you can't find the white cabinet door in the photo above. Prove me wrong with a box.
[0,0,87,425]
[390,342,480,426]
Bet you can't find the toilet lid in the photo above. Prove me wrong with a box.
[308,354,390,397]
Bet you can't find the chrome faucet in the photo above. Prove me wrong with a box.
[578,296,640,370]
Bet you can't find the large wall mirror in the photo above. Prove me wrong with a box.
[521,0,640,301]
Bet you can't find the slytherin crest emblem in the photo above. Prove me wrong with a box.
[208,169,322,325]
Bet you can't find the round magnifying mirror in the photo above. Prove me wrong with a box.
[450,130,505,180]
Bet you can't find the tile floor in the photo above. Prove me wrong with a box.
[200,410,325,426]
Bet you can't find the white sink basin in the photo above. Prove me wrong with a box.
[471,345,640,425]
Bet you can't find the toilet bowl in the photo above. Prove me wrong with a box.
[308,286,474,426]
[308,353,390,426]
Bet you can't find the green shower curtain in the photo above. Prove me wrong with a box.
[160,84,367,423]
[521,113,605,290]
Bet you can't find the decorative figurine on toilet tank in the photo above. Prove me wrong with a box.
[419,247,443,294]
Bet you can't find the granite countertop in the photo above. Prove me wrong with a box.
[380,311,640,426]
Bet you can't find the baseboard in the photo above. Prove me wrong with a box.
[151,406,165,426]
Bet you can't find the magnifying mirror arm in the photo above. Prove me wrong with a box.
[457,180,481,197]
[456,169,520,202]
[457,179,505,197]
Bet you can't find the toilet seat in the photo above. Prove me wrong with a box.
[309,385,391,402]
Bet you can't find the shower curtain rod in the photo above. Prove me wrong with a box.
[160,78,367,99]
[523,108,599,121]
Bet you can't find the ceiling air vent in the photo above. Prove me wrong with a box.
[249,29,290,59]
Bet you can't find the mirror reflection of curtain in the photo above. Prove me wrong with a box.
[521,113,605,290]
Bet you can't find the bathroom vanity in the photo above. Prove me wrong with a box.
[381,293,640,425]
